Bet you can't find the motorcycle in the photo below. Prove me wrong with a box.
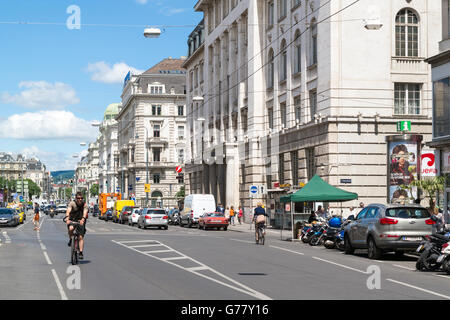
[49,208,55,218]
[437,240,450,275]
[309,223,328,246]
[323,217,344,249]
[416,216,450,271]
[302,221,323,244]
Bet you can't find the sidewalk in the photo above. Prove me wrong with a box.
[227,221,295,237]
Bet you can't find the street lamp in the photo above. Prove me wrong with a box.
[143,27,162,38]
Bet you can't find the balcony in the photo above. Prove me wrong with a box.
[391,57,428,74]
[146,137,169,147]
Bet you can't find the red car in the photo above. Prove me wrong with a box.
[198,212,229,231]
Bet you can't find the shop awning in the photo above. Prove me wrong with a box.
[280,174,358,203]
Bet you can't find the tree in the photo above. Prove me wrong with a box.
[90,184,99,197]
[26,179,41,198]
[406,176,446,211]
[175,186,185,198]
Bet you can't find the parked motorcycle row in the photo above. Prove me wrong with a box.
[298,215,450,275]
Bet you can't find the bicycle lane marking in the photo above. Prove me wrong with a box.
[112,239,272,300]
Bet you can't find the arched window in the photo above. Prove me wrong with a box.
[268,49,274,88]
[279,40,287,81]
[310,19,317,65]
[395,9,419,57]
[293,29,301,74]
[151,191,163,208]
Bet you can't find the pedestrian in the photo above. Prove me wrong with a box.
[33,203,40,231]
[349,206,355,218]
[433,207,445,233]
[359,202,365,208]
[230,206,235,225]
[238,206,243,225]
[216,204,225,214]
[225,206,230,223]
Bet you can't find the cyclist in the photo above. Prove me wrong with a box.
[253,203,268,242]
[65,192,88,260]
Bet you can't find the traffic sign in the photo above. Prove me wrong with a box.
[249,185,258,197]
[145,184,151,193]
[176,166,182,173]
[397,121,411,132]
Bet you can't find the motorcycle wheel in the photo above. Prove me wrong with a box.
[309,235,320,246]
[442,259,450,275]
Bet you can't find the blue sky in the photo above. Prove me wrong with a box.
[0,0,202,171]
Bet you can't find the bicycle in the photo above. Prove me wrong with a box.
[254,222,266,245]
[63,217,82,265]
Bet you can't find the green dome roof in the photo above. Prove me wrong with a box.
[104,103,120,121]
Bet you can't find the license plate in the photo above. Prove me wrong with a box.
[402,237,422,241]
[437,255,445,263]
[212,220,223,223]
[416,244,424,252]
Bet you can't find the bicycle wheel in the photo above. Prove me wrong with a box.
[258,228,264,245]
[71,236,78,265]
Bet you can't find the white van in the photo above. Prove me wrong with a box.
[180,194,216,227]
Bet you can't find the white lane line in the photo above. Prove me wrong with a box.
[392,264,416,271]
[43,251,52,265]
[143,249,173,254]
[230,238,254,244]
[162,256,189,261]
[434,274,450,280]
[40,243,47,251]
[187,266,209,272]
[117,240,160,244]
[113,239,272,300]
[130,244,164,248]
[270,245,304,255]
[386,278,450,300]
[312,256,367,274]
[51,269,68,300]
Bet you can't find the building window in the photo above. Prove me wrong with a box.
[268,1,274,27]
[177,173,184,184]
[152,105,162,116]
[310,19,317,65]
[394,83,421,115]
[279,0,287,20]
[153,148,161,162]
[178,105,184,116]
[294,96,301,124]
[178,126,184,139]
[279,153,285,184]
[279,40,287,81]
[291,151,299,187]
[306,147,315,180]
[149,85,165,94]
[178,149,184,163]
[293,30,301,74]
[309,90,317,121]
[268,49,275,88]
[395,9,419,57]
[433,77,450,138]
[153,124,160,137]
[268,107,274,130]
[292,0,301,8]
[152,174,161,184]
[280,102,287,129]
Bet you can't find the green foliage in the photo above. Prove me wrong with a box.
[407,175,446,209]
[175,186,185,198]
[90,184,99,197]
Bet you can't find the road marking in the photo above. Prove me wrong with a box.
[162,256,188,261]
[142,249,173,254]
[51,269,68,300]
[40,243,47,251]
[434,274,450,280]
[386,278,450,300]
[230,239,254,244]
[392,264,416,271]
[113,239,272,300]
[312,256,367,274]
[130,244,164,248]
[270,245,304,255]
[43,251,52,265]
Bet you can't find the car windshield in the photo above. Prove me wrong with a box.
[0,209,14,216]
[385,208,431,219]
[205,213,224,217]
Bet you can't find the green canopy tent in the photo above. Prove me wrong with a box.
[280,174,358,240]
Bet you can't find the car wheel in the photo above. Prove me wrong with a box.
[344,234,354,255]
[367,237,382,260]
[394,251,404,258]
[164,226,168,230]
[223,226,227,231]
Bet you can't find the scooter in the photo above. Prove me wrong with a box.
[416,229,450,271]
[49,208,55,218]
[323,217,344,249]
[437,241,450,275]
[309,223,328,246]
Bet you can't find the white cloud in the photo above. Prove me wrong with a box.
[1,81,79,110]
[20,146,82,171]
[135,0,148,3]
[0,110,98,140]
[159,7,187,16]
[86,61,144,84]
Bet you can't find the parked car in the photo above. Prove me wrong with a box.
[15,209,26,224]
[100,209,113,221]
[180,194,216,228]
[137,208,168,230]
[113,200,135,223]
[91,205,100,217]
[128,208,142,227]
[119,206,138,224]
[198,212,228,231]
[56,204,67,215]
[344,204,434,259]
[168,208,179,225]
[0,208,20,227]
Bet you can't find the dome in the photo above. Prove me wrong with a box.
[103,103,120,121]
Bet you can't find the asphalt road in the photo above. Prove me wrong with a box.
[1,210,449,300]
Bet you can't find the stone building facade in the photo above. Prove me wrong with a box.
[185,0,441,220]
[118,58,187,208]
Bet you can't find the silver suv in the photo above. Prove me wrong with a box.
[344,204,434,259]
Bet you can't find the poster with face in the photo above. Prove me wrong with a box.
[388,141,418,204]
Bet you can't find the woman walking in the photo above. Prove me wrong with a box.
[238,206,243,225]
[230,206,235,226]
[33,203,40,231]
[225,206,230,223]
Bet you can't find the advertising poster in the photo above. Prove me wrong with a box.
[388,141,418,204]
[421,149,437,177]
